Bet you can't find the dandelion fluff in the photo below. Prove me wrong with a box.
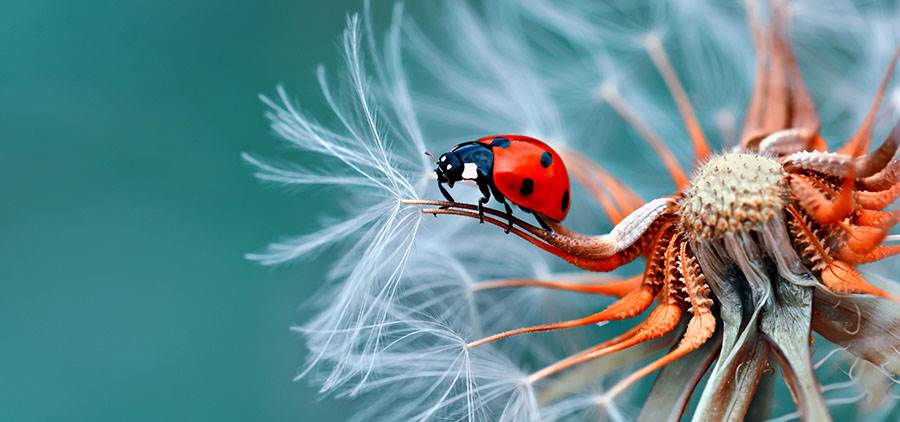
[248,0,900,420]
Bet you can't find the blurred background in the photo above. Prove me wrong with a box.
[0,0,394,419]
[4,1,900,421]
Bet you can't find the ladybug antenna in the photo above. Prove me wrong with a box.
[424,151,438,165]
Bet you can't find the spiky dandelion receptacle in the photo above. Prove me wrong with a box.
[247,0,900,420]
[680,153,787,239]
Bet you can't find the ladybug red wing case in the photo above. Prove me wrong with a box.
[478,135,570,221]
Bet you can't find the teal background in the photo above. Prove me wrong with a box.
[0,1,382,420]
[3,1,898,421]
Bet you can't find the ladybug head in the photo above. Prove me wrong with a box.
[435,151,464,187]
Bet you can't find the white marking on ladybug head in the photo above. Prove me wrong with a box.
[462,162,479,180]
[440,155,447,162]
[446,163,453,170]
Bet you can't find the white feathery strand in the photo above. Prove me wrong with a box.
[380,4,429,170]
[249,1,900,420]
[273,83,395,194]
[245,205,386,265]
[341,17,407,196]
[302,205,413,381]
[260,92,365,165]
[314,67,402,197]
[241,153,380,188]
[342,208,420,391]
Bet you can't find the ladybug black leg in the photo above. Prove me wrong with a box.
[476,180,492,224]
[502,200,514,234]
[534,214,553,233]
[485,183,513,233]
[437,178,455,210]
[477,200,488,223]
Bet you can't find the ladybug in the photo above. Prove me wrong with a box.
[432,135,570,232]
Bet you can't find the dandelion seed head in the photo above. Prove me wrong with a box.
[681,153,787,240]
[248,0,900,419]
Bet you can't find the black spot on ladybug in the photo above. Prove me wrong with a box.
[520,178,534,195]
[540,151,552,168]
[561,190,570,212]
[491,137,511,148]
